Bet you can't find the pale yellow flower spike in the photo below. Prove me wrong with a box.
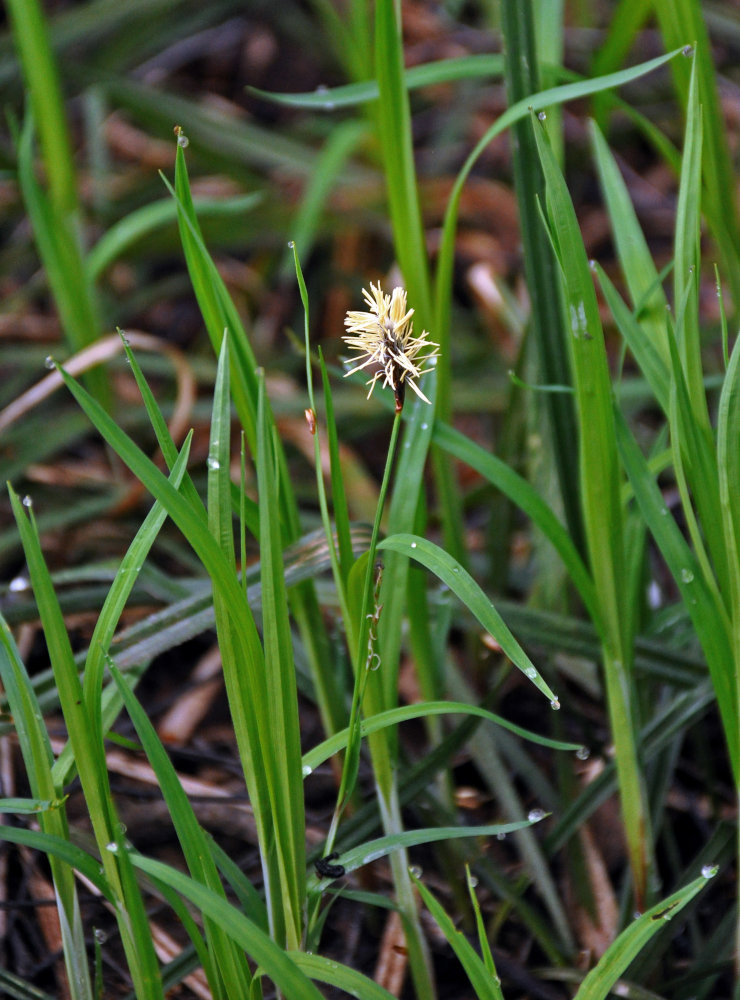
[342,282,439,412]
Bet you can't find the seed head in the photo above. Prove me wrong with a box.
[343,283,439,411]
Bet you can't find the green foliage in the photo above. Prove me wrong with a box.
[1,2,737,998]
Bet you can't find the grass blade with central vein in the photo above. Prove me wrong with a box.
[8,486,163,999]
[170,148,334,779]
[256,374,306,949]
[573,870,717,999]
[531,111,651,906]
[127,855,325,1000]
[653,4,740,311]
[379,533,559,704]
[0,613,93,1000]
[110,662,251,998]
[500,0,582,554]
[614,408,736,778]
[410,873,504,1000]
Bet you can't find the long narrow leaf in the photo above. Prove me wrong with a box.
[379,534,559,705]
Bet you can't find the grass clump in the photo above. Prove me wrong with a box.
[1,1,739,998]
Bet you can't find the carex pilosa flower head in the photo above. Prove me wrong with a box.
[343,283,439,412]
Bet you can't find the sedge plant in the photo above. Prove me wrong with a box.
[2,1,737,996]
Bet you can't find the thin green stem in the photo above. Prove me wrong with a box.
[326,409,403,847]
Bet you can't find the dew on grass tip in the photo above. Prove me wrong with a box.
[44,355,55,369]
[701,864,718,879]
[576,746,590,761]
[527,808,546,823]
[550,698,560,710]
[682,45,694,57]
[22,496,32,508]
[408,865,423,878]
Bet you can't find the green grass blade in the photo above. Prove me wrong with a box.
[256,375,306,948]
[434,46,686,363]
[573,869,717,999]
[8,486,164,999]
[378,533,560,705]
[52,435,192,788]
[374,0,432,324]
[6,0,77,217]
[500,0,582,552]
[127,855,326,1000]
[207,333,236,559]
[87,193,261,280]
[713,336,740,774]
[410,872,504,1000]
[16,114,103,374]
[0,614,93,1000]
[319,350,354,585]
[0,825,113,899]
[614,408,737,778]
[109,663,252,998]
[288,952,396,1000]
[589,120,670,372]
[280,121,367,279]
[249,54,505,109]
[207,836,269,933]
[653,6,740,308]
[673,58,710,436]
[532,110,652,905]
[293,245,351,735]
[316,817,546,885]
[593,264,670,413]
[432,420,599,626]
[170,145,336,768]
[302,699,582,775]
[50,361,281,946]
[590,0,652,128]
[170,146,258,450]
